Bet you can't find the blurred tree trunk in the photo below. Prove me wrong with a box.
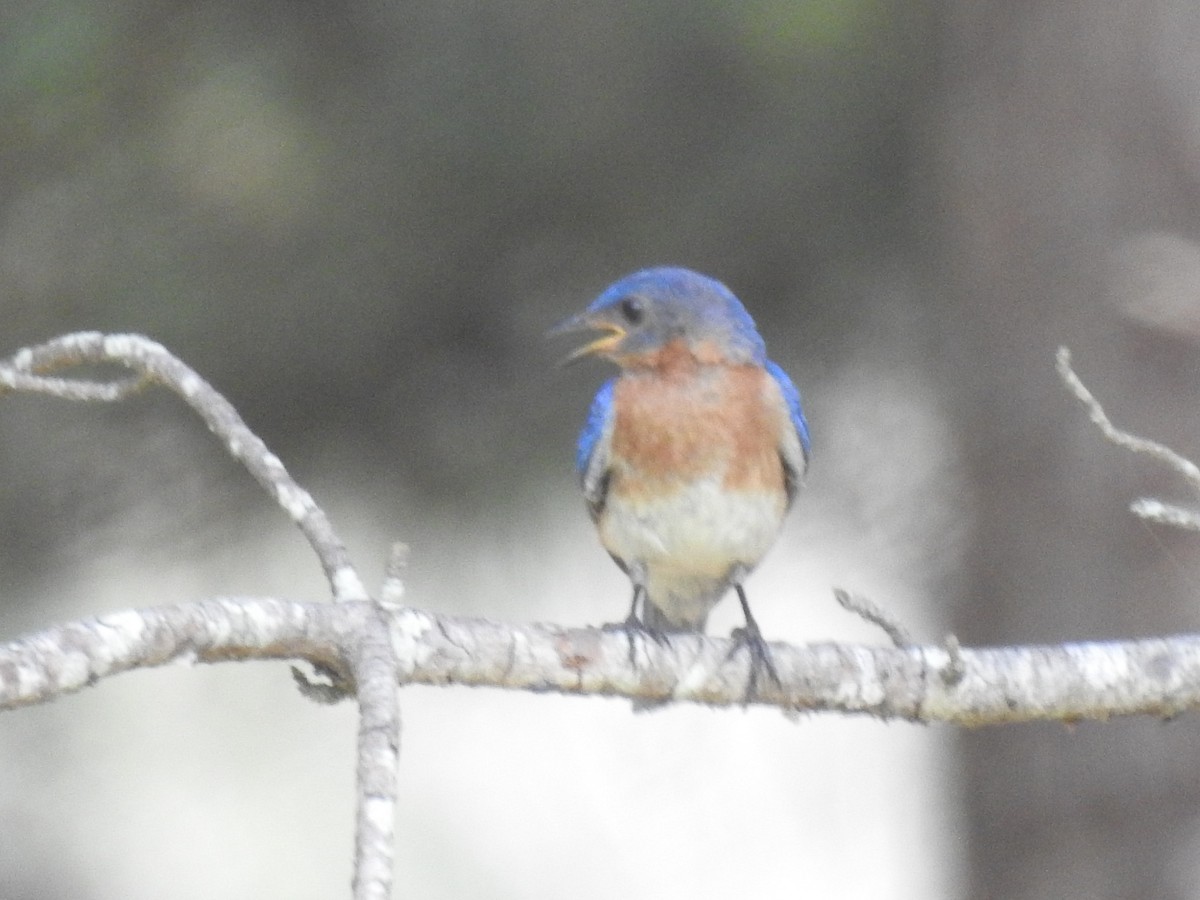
[931,2,1200,897]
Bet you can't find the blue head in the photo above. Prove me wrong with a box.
[552,267,767,368]
[556,266,812,472]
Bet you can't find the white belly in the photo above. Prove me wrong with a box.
[599,475,785,627]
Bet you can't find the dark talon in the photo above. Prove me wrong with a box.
[601,586,667,666]
[727,585,781,702]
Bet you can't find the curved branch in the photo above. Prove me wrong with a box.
[0,332,367,601]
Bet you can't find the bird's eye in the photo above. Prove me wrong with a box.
[619,296,644,325]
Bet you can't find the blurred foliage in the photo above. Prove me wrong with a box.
[3,1,119,146]
[0,0,935,566]
[8,4,1200,898]
[732,0,903,59]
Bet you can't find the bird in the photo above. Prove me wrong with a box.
[552,266,811,700]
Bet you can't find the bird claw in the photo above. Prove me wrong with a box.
[727,622,781,703]
[603,614,668,667]
[727,585,781,703]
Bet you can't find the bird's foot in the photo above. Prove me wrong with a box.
[603,613,668,666]
[727,620,781,704]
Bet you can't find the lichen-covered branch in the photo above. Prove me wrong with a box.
[0,598,348,709]
[4,599,1200,724]
[417,612,1200,722]
[6,334,1200,898]
[347,608,401,900]
[0,331,387,897]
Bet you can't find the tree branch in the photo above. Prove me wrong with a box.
[0,332,388,897]
[348,606,401,900]
[5,599,1200,724]
[6,334,1200,897]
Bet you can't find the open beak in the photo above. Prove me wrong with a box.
[548,312,626,366]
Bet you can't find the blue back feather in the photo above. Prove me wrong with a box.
[575,378,615,475]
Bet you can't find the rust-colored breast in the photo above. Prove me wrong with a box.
[609,340,786,499]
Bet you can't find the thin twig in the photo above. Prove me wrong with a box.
[1129,498,1200,531]
[833,588,914,647]
[1058,346,1200,529]
[380,542,409,609]
[940,633,966,686]
[1056,346,1200,490]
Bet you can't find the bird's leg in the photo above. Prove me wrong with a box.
[622,583,644,630]
[602,584,667,667]
[728,585,782,702]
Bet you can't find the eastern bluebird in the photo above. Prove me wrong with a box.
[553,266,811,697]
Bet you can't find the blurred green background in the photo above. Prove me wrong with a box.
[5,2,1200,898]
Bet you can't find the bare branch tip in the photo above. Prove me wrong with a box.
[1055,344,1200,495]
[1130,498,1200,531]
[833,587,914,648]
[380,542,410,608]
[940,633,966,686]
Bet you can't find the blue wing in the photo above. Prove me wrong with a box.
[576,378,616,521]
[575,378,614,474]
[765,360,810,507]
[765,359,810,459]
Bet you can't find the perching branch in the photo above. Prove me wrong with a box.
[5,599,1200,724]
[7,335,1200,896]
